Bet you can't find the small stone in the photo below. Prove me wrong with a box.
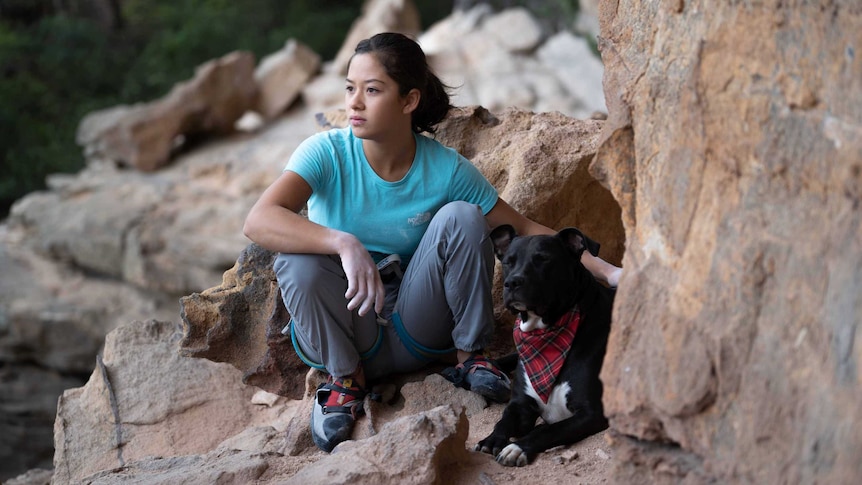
[561,448,580,461]
[251,389,280,407]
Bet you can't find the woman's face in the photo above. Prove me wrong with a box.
[345,53,415,140]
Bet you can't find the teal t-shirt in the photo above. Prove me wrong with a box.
[285,127,499,265]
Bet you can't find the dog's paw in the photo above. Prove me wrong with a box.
[475,435,507,456]
[496,443,529,467]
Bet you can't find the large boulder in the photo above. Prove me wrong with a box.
[594,0,862,483]
[52,319,285,484]
[255,40,321,120]
[287,405,469,485]
[76,51,257,172]
[178,243,307,399]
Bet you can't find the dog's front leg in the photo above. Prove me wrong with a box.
[502,403,609,466]
[475,396,540,458]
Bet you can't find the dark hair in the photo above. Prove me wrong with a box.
[351,32,453,134]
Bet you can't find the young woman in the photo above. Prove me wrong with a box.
[243,32,621,453]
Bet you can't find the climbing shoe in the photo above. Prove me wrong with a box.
[310,377,366,452]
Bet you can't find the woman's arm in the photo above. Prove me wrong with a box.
[243,171,385,316]
[485,198,622,287]
[243,171,342,253]
[484,197,554,237]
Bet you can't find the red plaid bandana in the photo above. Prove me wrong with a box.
[513,309,581,403]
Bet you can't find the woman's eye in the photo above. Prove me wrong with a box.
[367,87,378,93]
[345,85,354,93]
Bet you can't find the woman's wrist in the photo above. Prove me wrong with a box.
[330,229,360,257]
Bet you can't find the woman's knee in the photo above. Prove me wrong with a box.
[424,201,492,262]
[435,201,484,224]
[274,253,341,291]
[431,201,488,239]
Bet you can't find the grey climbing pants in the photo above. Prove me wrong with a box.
[274,201,495,381]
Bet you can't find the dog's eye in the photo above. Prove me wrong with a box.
[531,253,548,264]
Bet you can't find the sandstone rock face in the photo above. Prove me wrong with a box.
[178,243,308,399]
[435,107,621,261]
[594,0,862,483]
[52,319,285,484]
[76,51,257,171]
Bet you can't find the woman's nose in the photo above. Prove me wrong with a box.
[348,90,363,109]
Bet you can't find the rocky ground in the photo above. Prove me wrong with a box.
[202,368,615,485]
[278,384,614,485]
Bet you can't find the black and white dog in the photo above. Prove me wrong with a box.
[476,224,615,466]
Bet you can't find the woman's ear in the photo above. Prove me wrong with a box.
[402,88,420,114]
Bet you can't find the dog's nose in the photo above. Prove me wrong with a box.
[504,276,524,290]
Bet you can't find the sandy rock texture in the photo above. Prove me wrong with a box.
[594,0,862,483]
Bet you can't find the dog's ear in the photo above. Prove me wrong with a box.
[558,227,601,257]
[489,224,517,260]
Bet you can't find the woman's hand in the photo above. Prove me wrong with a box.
[336,234,386,317]
[244,171,388,314]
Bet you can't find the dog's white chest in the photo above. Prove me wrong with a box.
[521,367,574,424]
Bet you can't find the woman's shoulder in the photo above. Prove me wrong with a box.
[416,133,460,161]
[295,127,355,159]
[307,127,352,146]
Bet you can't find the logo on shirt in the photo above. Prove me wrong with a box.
[407,212,431,227]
